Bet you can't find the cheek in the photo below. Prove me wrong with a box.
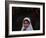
[24,24,29,26]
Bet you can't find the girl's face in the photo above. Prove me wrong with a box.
[24,20,30,27]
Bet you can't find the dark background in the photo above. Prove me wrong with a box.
[12,7,40,31]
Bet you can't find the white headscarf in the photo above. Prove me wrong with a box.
[21,17,33,31]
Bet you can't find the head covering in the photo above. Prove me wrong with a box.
[21,17,33,31]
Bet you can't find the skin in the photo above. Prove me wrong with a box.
[24,20,30,28]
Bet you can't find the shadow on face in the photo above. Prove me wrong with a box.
[23,20,30,27]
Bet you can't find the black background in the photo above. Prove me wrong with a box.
[12,7,40,31]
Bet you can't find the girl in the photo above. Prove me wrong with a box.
[21,17,33,31]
